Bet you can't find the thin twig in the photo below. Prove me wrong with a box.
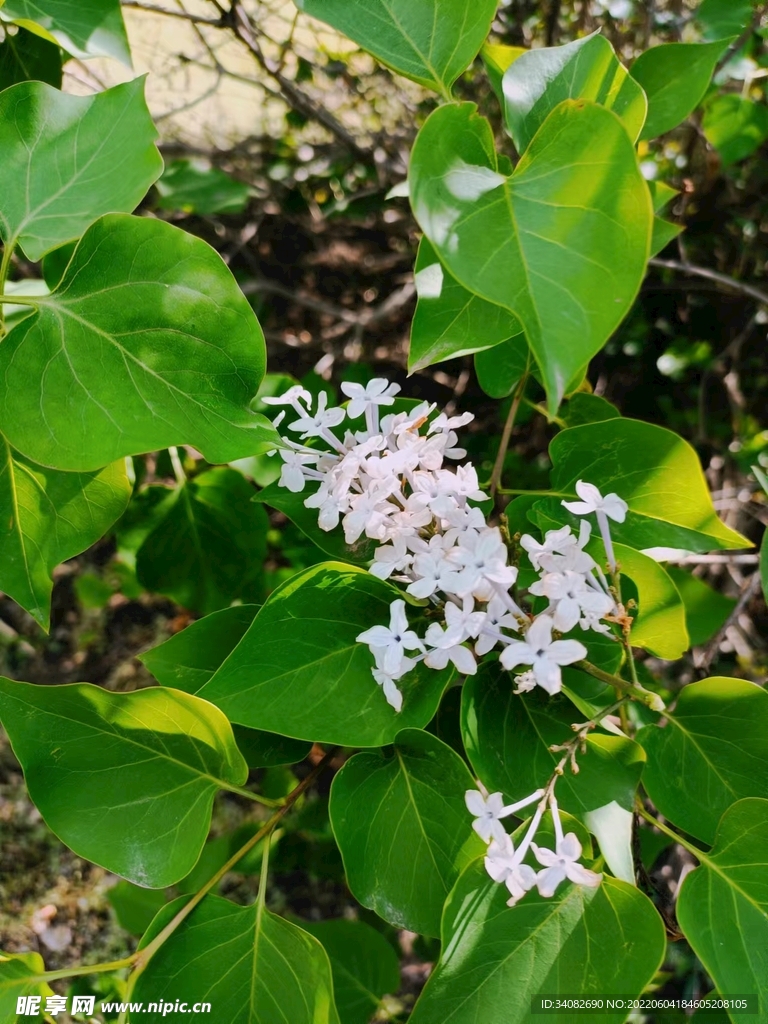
[697,571,762,674]
[649,258,768,308]
[122,1,223,25]
[490,370,529,501]
[714,3,767,74]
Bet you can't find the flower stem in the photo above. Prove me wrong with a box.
[634,801,705,859]
[489,370,528,500]
[577,660,665,711]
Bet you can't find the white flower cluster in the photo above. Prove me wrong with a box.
[466,785,602,906]
[266,379,628,712]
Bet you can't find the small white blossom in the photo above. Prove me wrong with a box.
[278,449,318,493]
[500,614,586,695]
[465,789,509,844]
[485,835,538,906]
[529,570,615,632]
[357,599,424,675]
[562,480,628,523]
[288,391,346,439]
[341,378,401,421]
[532,833,603,897]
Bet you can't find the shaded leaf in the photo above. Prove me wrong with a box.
[0,436,131,628]
[156,159,252,216]
[665,567,736,646]
[0,951,51,1023]
[199,563,453,747]
[614,544,689,660]
[562,393,621,427]
[295,0,498,96]
[0,79,161,260]
[409,101,651,413]
[0,678,248,887]
[1,0,131,65]
[0,25,61,89]
[583,801,635,884]
[697,0,755,39]
[0,215,277,471]
[631,40,732,140]
[702,94,768,166]
[474,334,530,399]
[650,216,683,257]
[329,729,484,936]
[107,881,168,936]
[501,32,647,152]
[639,677,768,844]
[132,894,340,1023]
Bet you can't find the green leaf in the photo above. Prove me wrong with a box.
[140,605,260,693]
[294,0,498,96]
[697,0,754,40]
[481,42,525,103]
[299,919,401,1024]
[614,544,689,660]
[0,678,248,887]
[0,436,131,628]
[677,798,768,1009]
[648,180,678,213]
[543,417,750,551]
[198,563,453,747]
[132,894,340,1024]
[136,468,268,615]
[474,334,530,399]
[0,0,131,65]
[0,79,161,260]
[462,664,645,817]
[561,392,620,427]
[409,101,652,413]
[107,880,168,936]
[409,236,522,372]
[501,33,647,152]
[0,951,51,1023]
[631,40,732,140]
[650,215,683,257]
[0,25,61,89]
[329,729,485,936]
[231,726,312,769]
[638,678,768,845]
[255,481,376,565]
[702,94,768,166]
[583,801,635,884]
[156,159,252,216]
[665,567,736,646]
[409,865,665,1024]
[462,663,643,815]
[0,214,277,471]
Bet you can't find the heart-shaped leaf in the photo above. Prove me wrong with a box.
[0,79,161,260]
[295,0,498,96]
[132,894,340,1024]
[410,236,522,372]
[135,469,268,615]
[409,101,652,412]
[198,563,453,748]
[631,39,731,140]
[0,678,248,887]
[639,678,768,844]
[409,864,665,1023]
[0,25,61,90]
[0,214,277,471]
[501,32,647,152]
[539,417,749,551]
[461,664,646,816]
[0,436,130,628]
[0,0,131,65]
[0,951,52,1022]
[678,799,768,1010]
[329,729,485,936]
[474,333,530,399]
[612,545,688,659]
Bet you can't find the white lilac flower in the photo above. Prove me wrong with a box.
[357,599,424,675]
[562,481,629,572]
[342,486,396,544]
[499,614,587,694]
[424,621,477,674]
[370,535,413,580]
[475,595,519,656]
[341,377,401,418]
[303,485,343,532]
[262,384,313,418]
[442,597,487,643]
[520,525,577,571]
[408,537,463,599]
[452,528,518,600]
[529,570,615,632]
[532,833,602,896]
[372,668,404,712]
[288,391,346,441]
[465,789,510,844]
[484,835,538,906]
[441,504,486,546]
[278,449,319,493]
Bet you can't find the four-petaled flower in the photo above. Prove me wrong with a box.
[341,378,401,419]
[484,834,538,906]
[532,833,603,897]
[357,599,423,675]
[465,788,509,843]
[562,480,628,522]
[499,614,586,694]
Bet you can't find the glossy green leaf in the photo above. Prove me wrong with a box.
[199,563,453,747]
[107,880,168,936]
[409,864,665,1024]
[461,664,646,817]
[0,79,161,261]
[409,101,652,412]
[501,33,647,152]
[136,469,268,614]
[295,0,498,96]
[330,729,485,936]
[562,392,620,427]
[255,481,375,565]
[702,94,768,166]
[132,894,340,1024]
[474,334,530,399]
[639,678,768,844]
[0,214,277,471]
[697,0,754,39]
[666,567,736,646]
[0,25,61,89]
[0,951,51,1023]
[614,544,688,660]
[410,236,522,372]
[299,919,401,1024]
[0,678,248,887]
[0,0,130,64]
[481,42,525,102]
[583,801,635,884]
[140,605,260,694]
[631,40,731,140]
[231,727,312,769]
[542,417,750,551]
[156,159,252,216]
[677,799,768,1008]
[0,436,131,628]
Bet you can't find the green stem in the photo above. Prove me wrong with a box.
[635,801,705,859]
[219,780,284,807]
[489,370,529,500]
[0,241,16,333]
[577,659,665,712]
[0,293,40,307]
[496,488,572,498]
[20,955,139,987]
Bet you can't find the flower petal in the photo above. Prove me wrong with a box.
[536,864,568,898]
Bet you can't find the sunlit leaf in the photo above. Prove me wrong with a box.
[1,0,131,65]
